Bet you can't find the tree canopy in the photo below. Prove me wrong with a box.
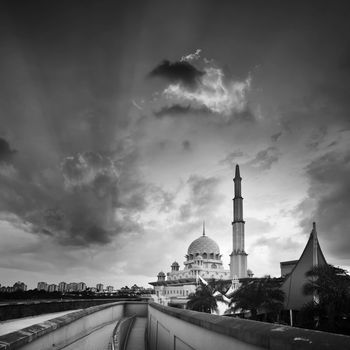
[300,264,350,333]
[186,283,218,313]
[229,277,285,321]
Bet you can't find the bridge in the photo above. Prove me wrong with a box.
[0,300,349,350]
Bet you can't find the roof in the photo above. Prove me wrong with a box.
[281,223,327,310]
[187,235,220,256]
[280,260,299,266]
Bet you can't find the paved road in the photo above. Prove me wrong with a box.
[0,309,81,336]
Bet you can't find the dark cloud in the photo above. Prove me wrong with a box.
[0,144,156,246]
[298,151,350,258]
[219,150,244,169]
[153,104,213,118]
[247,147,279,170]
[252,236,302,255]
[179,175,222,221]
[153,103,255,124]
[271,132,282,142]
[148,60,204,89]
[0,138,16,164]
[305,126,327,150]
[182,140,191,151]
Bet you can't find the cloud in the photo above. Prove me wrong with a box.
[61,151,118,189]
[0,141,157,246]
[298,151,350,258]
[163,66,251,118]
[153,103,211,118]
[181,49,202,62]
[271,131,282,142]
[182,140,191,151]
[220,150,245,168]
[148,60,204,89]
[247,146,279,170]
[179,175,222,221]
[0,138,16,164]
[149,52,252,120]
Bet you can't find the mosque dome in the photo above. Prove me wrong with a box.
[171,261,179,267]
[157,271,165,277]
[187,235,220,256]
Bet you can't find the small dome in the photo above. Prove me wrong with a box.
[171,261,179,266]
[188,235,220,256]
[196,255,203,260]
[157,271,165,277]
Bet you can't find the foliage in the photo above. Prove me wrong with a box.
[186,283,218,313]
[300,264,350,333]
[229,277,285,321]
[208,279,231,295]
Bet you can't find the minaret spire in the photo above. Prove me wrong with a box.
[230,164,248,279]
[202,221,206,236]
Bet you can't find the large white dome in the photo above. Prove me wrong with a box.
[187,235,220,256]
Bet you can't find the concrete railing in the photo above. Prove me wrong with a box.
[0,301,148,350]
[0,299,142,321]
[2,300,350,350]
[148,302,350,350]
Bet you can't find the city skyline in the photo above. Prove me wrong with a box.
[0,1,350,289]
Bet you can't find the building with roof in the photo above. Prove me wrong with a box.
[281,222,327,311]
[149,165,248,305]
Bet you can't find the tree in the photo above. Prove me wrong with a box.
[300,264,350,333]
[229,277,285,321]
[187,283,218,313]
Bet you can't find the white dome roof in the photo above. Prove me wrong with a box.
[187,235,220,256]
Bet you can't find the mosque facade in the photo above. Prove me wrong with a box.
[149,165,249,303]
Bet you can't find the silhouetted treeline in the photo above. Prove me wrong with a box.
[0,288,153,301]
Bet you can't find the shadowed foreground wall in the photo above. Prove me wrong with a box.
[148,303,350,350]
[0,299,134,321]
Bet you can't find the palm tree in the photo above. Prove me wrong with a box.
[300,264,350,332]
[229,277,285,321]
[187,283,218,313]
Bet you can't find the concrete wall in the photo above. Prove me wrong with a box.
[0,301,148,350]
[2,300,350,350]
[148,302,350,350]
[0,299,128,321]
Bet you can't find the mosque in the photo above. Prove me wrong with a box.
[150,164,329,316]
[149,165,251,304]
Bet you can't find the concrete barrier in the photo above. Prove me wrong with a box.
[2,301,350,350]
[0,299,142,321]
[0,301,148,350]
[148,302,350,350]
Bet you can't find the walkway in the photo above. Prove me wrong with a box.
[125,317,147,350]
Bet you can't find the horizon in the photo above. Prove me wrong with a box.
[1,1,350,290]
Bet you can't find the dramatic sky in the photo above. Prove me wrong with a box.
[1,1,350,289]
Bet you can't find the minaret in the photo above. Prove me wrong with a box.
[230,164,248,279]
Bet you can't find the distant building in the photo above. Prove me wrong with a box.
[96,283,104,292]
[37,282,48,291]
[48,284,58,292]
[58,282,67,293]
[67,282,78,292]
[280,260,298,277]
[77,282,86,292]
[13,281,27,291]
[106,285,114,292]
